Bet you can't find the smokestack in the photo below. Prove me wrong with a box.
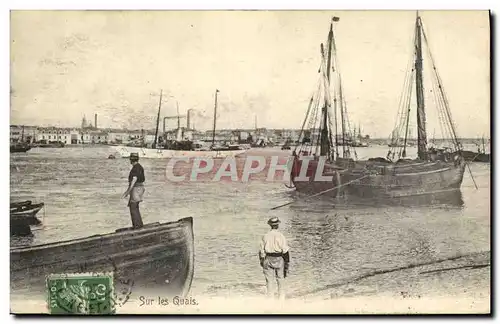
[187,109,191,130]
[94,114,98,129]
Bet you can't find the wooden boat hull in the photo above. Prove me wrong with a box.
[10,144,31,153]
[292,158,466,199]
[342,160,466,198]
[10,200,33,209]
[114,145,247,159]
[10,202,44,214]
[11,212,42,226]
[473,153,490,163]
[11,217,195,312]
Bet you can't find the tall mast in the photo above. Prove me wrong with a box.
[176,102,180,129]
[212,89,219,147]
[153,89,163,149]
[339,78,346,157]
[320,20,334,158]
[415,13,428,159]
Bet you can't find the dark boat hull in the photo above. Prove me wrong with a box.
[10,217,195,313]
[10,202,44,214]
[460,150,490,163]
[473,153,490,163]
[292,158,466,199]
[10,200,33,209]
[10,144,31,153]
[10,203,44,232]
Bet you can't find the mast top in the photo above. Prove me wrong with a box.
[416,11,422,24]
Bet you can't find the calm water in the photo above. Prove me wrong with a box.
[10,145,490,299]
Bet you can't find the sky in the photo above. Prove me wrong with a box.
[10,10,490,138]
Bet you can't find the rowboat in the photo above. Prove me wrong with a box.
[11,202,44,215]
[10,217,195,313]
[10,200,33,209]
[10,202,44,233]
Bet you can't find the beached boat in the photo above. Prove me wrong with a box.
[114,89,246,159]
[10,200,33,210]
[290,14,466,199]
[10,217,195,311]
[11,202,44,225]
[10,201,44,214]
[10,201,44,236]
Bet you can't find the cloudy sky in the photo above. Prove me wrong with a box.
[10,10,489,138]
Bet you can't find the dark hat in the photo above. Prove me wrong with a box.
[129,153,139,160]
[267,217,281,225]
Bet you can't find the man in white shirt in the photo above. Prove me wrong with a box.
[259,217,290,300]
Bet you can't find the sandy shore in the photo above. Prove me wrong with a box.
[11,251,490,315]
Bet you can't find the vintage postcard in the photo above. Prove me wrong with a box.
[10,10,490,314]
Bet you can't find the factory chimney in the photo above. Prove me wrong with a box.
[94,114,98,129]
[187,109,192,130]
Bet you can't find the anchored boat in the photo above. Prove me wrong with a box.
[114,89,246,159]
[10,217,195,313]
[10,142,31,153]
[290,14,467,199]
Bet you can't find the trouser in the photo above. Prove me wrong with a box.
[128,185,145,228]
[129,202,143,228]
[263,255,285,300]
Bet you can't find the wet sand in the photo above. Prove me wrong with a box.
[11,251,489,314]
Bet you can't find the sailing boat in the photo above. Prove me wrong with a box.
[388,127,416,147]
[350,124,369,147]
[10,125,31,153]
[114,89,247,159]
[290,14,466,199]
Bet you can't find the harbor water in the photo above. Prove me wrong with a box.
[10,145,490,311]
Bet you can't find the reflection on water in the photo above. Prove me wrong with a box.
[10,146,490,299]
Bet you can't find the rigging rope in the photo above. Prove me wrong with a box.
[388,24,417,160]
[271,173,375,210]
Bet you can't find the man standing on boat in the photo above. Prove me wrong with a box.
[121,153,145,228]
[259,217,290,300]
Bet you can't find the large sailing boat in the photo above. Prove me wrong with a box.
[114,89,246,159]
[291,14,466,199]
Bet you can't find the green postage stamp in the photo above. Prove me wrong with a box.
[46,272,115,315]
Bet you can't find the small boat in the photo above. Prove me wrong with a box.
[281,144,291,150]
[10,202,44,215]
[473,152,490,163]
[460,138,490,163]
[10,142,31,153]
[10,217,195,313]
[10,203,44,232]
[10,200,33,210]
[31,140,65,148]
[10,201,44,236]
